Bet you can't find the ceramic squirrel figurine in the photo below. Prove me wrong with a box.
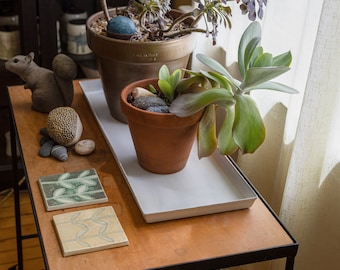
[5,52,77,113]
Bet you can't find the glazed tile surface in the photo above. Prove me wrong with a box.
[39,168,108,211]
[53,206,129,256]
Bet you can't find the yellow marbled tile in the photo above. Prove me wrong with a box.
[53,206,128,256]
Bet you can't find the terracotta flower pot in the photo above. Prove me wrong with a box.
[86,9,197,123]
[120,78,203,174]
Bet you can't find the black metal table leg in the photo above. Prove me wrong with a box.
[10,108,23,270]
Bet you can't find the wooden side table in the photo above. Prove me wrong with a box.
[8,81,298,270]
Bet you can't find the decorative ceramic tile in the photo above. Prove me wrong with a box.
[53,206,129,256]
[39,168,108,211]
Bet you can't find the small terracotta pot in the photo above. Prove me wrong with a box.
[120,78,203,174]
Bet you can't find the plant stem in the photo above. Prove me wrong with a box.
[100,0,110,22]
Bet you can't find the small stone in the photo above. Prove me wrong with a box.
[40,135,52,146]
[39,140,56,157]
[146,106,170,113]
[132,96,167,110]
[75,139,95,155]
[39,127,49,137]
[51,145,68,161]
[107,15,136,35]
[132,87,156,99]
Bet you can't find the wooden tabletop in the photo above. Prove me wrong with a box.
[8,81,296,270]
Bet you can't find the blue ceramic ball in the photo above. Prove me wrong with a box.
[107,15,136,35]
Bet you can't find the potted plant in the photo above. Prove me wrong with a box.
[120,21,299,174]
[86,0,267,122]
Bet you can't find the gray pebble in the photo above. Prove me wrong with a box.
[40,136,53,146]
[132,96,167,110]
[39,140,56,157]
[51,145,68,161]
[39,127,49,137]
[146,106,170,113]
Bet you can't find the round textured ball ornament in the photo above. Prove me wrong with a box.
[107,15,136,35]
[46,107,83,147]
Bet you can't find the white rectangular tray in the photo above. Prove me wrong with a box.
[80,79,257,223]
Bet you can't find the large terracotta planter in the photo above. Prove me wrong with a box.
[120,78,203,174]
[86,9,197,123]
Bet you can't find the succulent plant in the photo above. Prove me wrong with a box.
[100,0,267,44]
[129,21,299,158]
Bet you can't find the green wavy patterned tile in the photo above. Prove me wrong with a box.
[38,168,108,211]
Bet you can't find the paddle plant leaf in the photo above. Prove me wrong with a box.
[217,106,238,155]
[241,66,290,91]
[238,21,262,79]
[272,51,292,66]
[169,88,234,117]
[252,52,273,67]
[197,105,217,158]
[245,81,299,94]
[196,53,240,89]
[244,37,261,70]
[233,94,265,153]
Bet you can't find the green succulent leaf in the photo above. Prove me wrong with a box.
[199,70,232,90]
[218,106,238,155]
[252,52,273,67]
[157,65,183,102]
[169,69,182,89]
[159,64,170,80]
[233,94,265,153]
[169,88,234,117]
[175,76,207,94]
[197,105,217,159]
[240,66,291,91]
[158,79,174,102]
[272,51,292,66]
[248,46,264,68]
[245,81,299,94]
[244,37,261,70]
[238,21,262,79]
[148,84,157,94]
[196,53,240,89]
